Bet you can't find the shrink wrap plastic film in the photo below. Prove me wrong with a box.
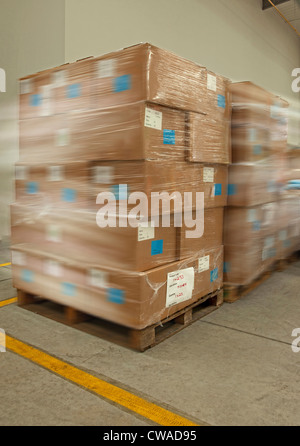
[15,43,229,328]
[11,244,223,330]
[19,43,231,165]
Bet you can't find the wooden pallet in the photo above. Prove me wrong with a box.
[276,250,300,272]
[17,288,223,352]
[224,270,272,303]
[224,251,300,303]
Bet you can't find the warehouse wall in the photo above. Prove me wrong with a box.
[0,0,65,237]
[65,0,300,140]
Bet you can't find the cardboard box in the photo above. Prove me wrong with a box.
[70,101,187,161]
[11,245,223,329]
[177,207,224,259]
[19,68,54,120]
[224,234,277,286]
[91,161,228,214]
[224,203,278,246]
[91,43,208,113]
[10,204,177,272]
[231,126,270,163]
[15,161,90,209]
[187,112,231,164]
[19,102,187,163]
[227,163,278,207]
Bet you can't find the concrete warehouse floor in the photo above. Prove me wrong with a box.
[0,239,300,426]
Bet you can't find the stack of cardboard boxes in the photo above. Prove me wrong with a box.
[11,43,230,330]
[224,82,281,285]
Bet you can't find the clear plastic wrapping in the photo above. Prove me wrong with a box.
[11,244,223,330]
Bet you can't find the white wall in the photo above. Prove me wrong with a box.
[0,0,65,237]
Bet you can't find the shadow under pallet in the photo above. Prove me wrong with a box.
[17,288,224,352]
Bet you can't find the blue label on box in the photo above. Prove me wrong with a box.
[21,270,34,283]
[253,144,262,155]
[111,184,128,201]
[114,75,131,93]
[252,220,261,231]
[26,182,39,195]
[66,83,81,99]
[214,184,222,196]
[223,262,230,273]
[30,94,42,107]
[227,184,236,196]
[163,129,175,145]
[62,188,77,203]
[107,288,125,304]
[62,282,76,297]
[217,94,226,108]
[151,240,164,256]
[210,268,219,282]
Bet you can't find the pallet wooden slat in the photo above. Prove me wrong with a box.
[17,288,223,352]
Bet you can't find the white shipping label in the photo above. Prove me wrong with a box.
[44,260,63,278]
[20,79,32,95]
[166,267,195,308]
[198,255,210,273]
[279,230,287,241]
[264,236,275,249]
[55,128,70,147]
[53,70,66,87]
[144,108,162,130]
[203,167,214,183]
[88,269,108,289]
[40,85,53,117]
[248,128,257,142]
[48,166,64,182]
[93,166,113,184]
[11,251,26,266]
[46,225,62,243]
[97,59,116,78]
[15,166,28,180]
[207,74,217,92]
[138,224,155,242]
[247,209,257,223]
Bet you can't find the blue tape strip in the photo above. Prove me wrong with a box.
[21,270,34,283]
[214,184,222,196]
[66,83,81,99]
[217,94,226,108]
[227,184,236,196]
[26,182,39,195]
[107,288,125,304]
[253,144,262,155]
[223,262,230,273]
[163,129,175,145]
[62,188,77,203]
[30,94,42,107]
[151,240,164,256]
[210,268,219,282]
[62,282,76,297]
[252,221,261,231]
[114,75,131,93]
[111,184,128,201]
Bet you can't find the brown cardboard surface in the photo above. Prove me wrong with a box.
[11,244,223,329]
[10,204,177,272]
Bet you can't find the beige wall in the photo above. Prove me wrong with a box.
[0,0,65,237]
[65,0,300,143]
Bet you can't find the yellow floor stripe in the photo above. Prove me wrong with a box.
[0,297,17,308]
[6,335,199,426]
[0,263,11,268]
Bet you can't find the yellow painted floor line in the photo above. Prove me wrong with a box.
[6,334,200,427]
[0,263,11,268]
[0,297,17,308]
